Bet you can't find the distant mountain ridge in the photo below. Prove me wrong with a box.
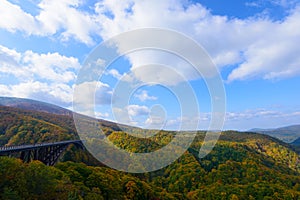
[292,137,300,145]
[249,125,300,144]
[0,96,72,116]
[249,128,274,132]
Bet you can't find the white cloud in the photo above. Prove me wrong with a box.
[107,69,122,79]
[126,104,149,117]
[37,0,98,44]
[162,109,300,130]
[0,45,80,106]
[2,0,300,82]
[95,111,110,118]
[0,0,98,44]
[23,51,80,83]
[1,0,300,118]
[228,9,300,81]
[109,106,300,130]
[225,109,300,121]
[73,81,114,117]
[0,0,37,34]
[134,90,157,101]
[165,115,206,130]
[145,116,165,129]
[111,104,150,127]
[267,0,298,8]
[94,0,300,82]
[112,106,136,126]
[73,81,113,106]
[0,81,73,106]
[223,109,300,130]
[0,45,80,83]
[123,50,200,86]
[246,0,298,8]
[225,110,280,121]
[0,45,28,78]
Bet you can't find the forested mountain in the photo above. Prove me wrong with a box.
[292,137,300,145]
[249,125,300,143]
[291,137,300,153]
[0,97,72,116]
[0,96,139,134]
[1,97,300,199]
[0,105,101,165]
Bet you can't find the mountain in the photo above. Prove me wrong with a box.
[291,137,300,154]
[0,96,137,133]
[1,97,300,199]
[248,128,274,132]
[0,105,102,166]
[292,137,300,146]
[0,96,72,116]
[249,124,300,143]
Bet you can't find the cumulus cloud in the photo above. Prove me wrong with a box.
[0,45,80,105]
[2,0,300,82]
[134,90,157,101]
[0,0,37,34]
[107,69,122,79]
[127,104,149,117]
[95,111,110,119]
[37,0,98,44]
[73,81,113,105]
[145,116,165,130]
[0,0,98,44]
[227,9,300,81]
[73,81,115,117]
[94,0,300,82]
[0,45,80,82]
[0,81,73,106]
[110,104,150,127]
[23,51,80,82]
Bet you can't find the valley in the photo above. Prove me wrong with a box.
[0,97,300,199]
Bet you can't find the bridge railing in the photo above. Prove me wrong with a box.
[0,140,83,152]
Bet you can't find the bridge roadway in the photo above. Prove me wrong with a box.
[0,140,84,166]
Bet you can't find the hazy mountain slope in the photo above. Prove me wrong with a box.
[291,137,300,154]
[249,124,300,143]
[0,96,133,133]
[292,137,300,145]
[0,96,72,116]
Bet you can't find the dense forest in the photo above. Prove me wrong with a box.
[1,103,300,199]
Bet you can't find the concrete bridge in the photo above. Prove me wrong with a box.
[0,140,84,166]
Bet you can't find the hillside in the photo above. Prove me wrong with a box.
[249,125,300,143]
[0,105,101,165]
[291,137,300,154]
[1,127,300,199]
[0,96,72,116]
[0,96,137,134]
[1,98,300,199]
[292,137,300,145]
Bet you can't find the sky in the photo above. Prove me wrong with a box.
[0,0,300,131]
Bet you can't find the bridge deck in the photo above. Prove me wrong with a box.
[0,140,84,165]
[0,140,83,154]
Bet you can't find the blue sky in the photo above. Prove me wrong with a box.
[0,0,300,131]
